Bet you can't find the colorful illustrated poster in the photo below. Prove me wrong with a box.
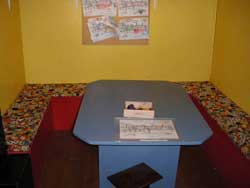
[118,0,149,17]
[83,0,117,17]
[87,16,117,42]
[118,17,149,40]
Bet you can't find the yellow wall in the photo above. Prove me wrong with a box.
[0,0,26,114]
[211,0,250,113]
[19,0,217,83]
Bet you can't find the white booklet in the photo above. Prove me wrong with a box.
[118,118,179,140]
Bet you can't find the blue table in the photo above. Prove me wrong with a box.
[73,80,212,188]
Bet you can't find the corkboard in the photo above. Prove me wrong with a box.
[82,1,150,45]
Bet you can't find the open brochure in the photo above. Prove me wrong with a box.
[118,118,179,140]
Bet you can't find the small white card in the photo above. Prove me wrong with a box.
[124,101,154,118]
[125,101,152,110]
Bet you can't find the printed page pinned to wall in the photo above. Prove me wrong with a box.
[118,17,149,40]
[87,16,117,42]
[118,0,149,17]
[82,0,150,45]
[83,0,117,17]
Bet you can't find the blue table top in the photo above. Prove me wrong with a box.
[73,80,212,145]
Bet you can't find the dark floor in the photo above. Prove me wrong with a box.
[40,132,225,188]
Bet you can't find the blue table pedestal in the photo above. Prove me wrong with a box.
[99,145,180,188]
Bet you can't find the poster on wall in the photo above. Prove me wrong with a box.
[82,0,150,44]
[83,0,117,17]
[118,0,149,17]
[118,17,149,40]
[87,16,117,42]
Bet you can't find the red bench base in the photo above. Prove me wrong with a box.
[190,95,250,187]
[30,95,250,188]
[30,96,82,188]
